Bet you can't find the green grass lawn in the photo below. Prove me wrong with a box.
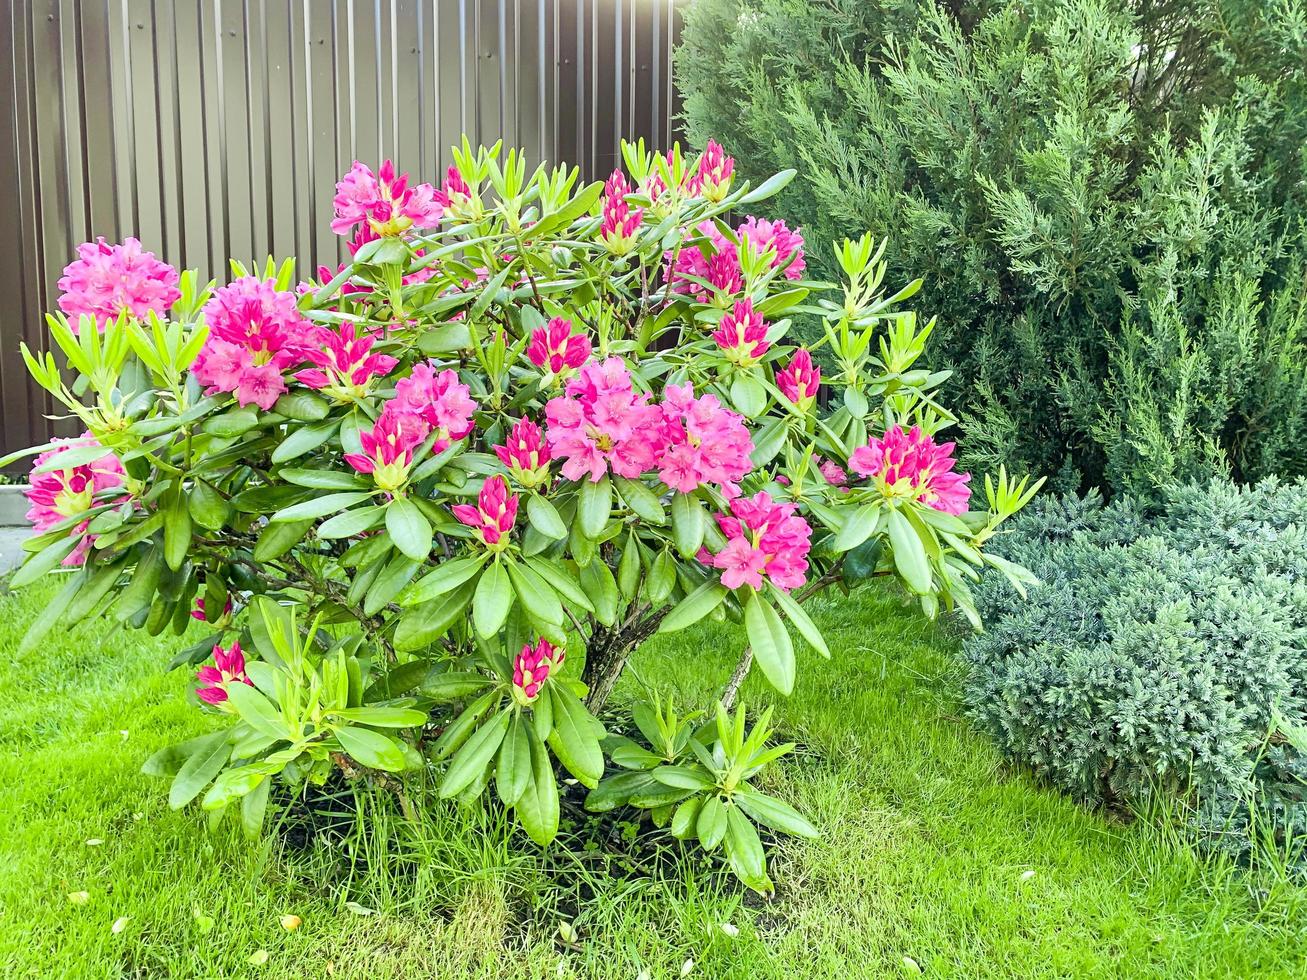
[2,577,1304,979]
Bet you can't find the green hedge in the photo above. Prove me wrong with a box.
[677,0,1307,496]
[963,480,1307,868]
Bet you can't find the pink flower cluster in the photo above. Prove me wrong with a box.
[544,357,664,482]
[391,362,477,454]
[712,298,770,366]
[526,317,591,378]
[452,475,519,549]
[849,425,972,515]
[512,638,564,703]
[343,410,427,490]
[332,160,442,238]
[599,170,643,255]
[685,139,734,202]
[669,217,805,301]
[196,641,254,706]
[494,418,552,489]
[343,363,476,489]
[25,433,127,566]
[295,324,397,401]
[192,277,312,410]
[704,491,812,591]
[777,349,820,411]
[657,384,754,495]
[57,237,181,332]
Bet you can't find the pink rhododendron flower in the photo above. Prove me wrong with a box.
[686,139,734,202]
[391,362,477,452]
[712,297,770,366]
[656,383,754,495]
[196,641,254,706]
[817,456,848,488]
[57,237,181,331]
[494,417,552,489]
[331,160,442,237]
[849,425,972,515]
[668,217,805,301]
[295,323,397,401]
[192,277,312,410]
[343,408,426,490]
[436,164,476,218]
[776,349,820,411]
[191,595,234,624]
[738,216,806,279]
[512,638,564,703]
[527,317,591,378]
[544,357,664,482]
[452,474,519,549]
[705,491,812,591]
[599,170,643,255]
[25,433,127,566]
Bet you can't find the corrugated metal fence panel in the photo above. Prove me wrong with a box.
[0,0,684,458]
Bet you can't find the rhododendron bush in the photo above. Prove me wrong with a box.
[6,139,1040,893]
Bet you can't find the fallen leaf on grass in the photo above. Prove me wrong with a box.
[67,891,89,905]
[111,917,130,934]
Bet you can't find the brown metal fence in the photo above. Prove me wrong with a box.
[0,0,684,458]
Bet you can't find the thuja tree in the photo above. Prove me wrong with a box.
[7,140,1039,892]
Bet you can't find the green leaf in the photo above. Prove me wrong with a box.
[576,476,611,538]
[670,492,706,558]
[546,685,605,788]
[164,489,193,571]
[768,584,830,658]
[272,390,329,421]
[330,706,428,728]
[887,508,932,594]
[473,560,514,638]
[658,581,727,633]
[671,797,703,839]
[579,558,620,626]
[651,766,715,791]
[514,725,560,846]
[697,795,728,850]
[280,467,365,490]
[240,777,272,839]
[188,480,230,530]
[271,418,340,464]
[832,503,881,552]
[730,374,767,417]
[226,683,288,741]
[739,168,795,204]
[393,581,475,651]
[334,725,408,772]
[525,493,567,540]
[744,592,795,695]
[317,504,385,538]
[734,788,819,838]
[385,496,432,561]
[253,519,312,561]
[18,576,81,654]
[614,476,665,524]
[420,670,494,701]
[523,556,594,613]
[496,714,532,806]
[506,559,564,627]
[167,732,233,809]
[723,805,773,893]
[440,711,511,798]
[271,491,373,523]
[402,554,488,605]
[9,534,80,589]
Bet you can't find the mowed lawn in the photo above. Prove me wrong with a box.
[1,576,1304,979]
